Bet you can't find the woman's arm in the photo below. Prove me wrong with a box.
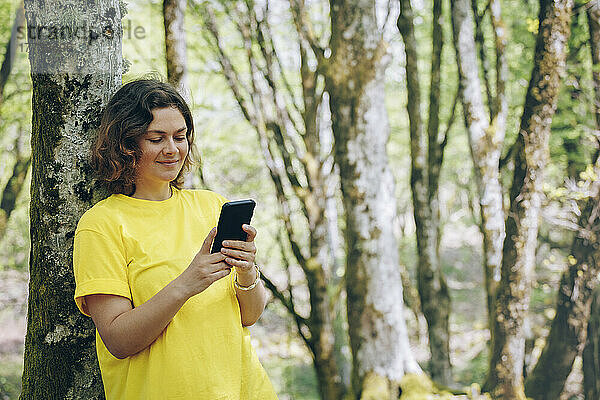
[220,224,269,326]
[234,266,268,326]
[85,227,231,359]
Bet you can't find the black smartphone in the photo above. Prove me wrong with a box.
[210,199,256,253]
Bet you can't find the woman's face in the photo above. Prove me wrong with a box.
[134,107,189,194]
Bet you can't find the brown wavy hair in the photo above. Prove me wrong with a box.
[92,79,196,195]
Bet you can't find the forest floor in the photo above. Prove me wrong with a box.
[0,227,585,399]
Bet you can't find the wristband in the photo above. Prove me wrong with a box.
[234,264,260,291]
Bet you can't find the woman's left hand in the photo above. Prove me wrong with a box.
[220,224,257,279]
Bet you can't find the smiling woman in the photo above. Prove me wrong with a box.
[74,79,277,400]
[134,107,189,201]
[91,79,197,197]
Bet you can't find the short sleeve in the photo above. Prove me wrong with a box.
[73,228,131,316]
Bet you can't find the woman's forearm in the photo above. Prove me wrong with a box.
[235,267,268,326]
[88,277,192,359]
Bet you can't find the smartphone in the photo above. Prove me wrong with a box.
[210,199,256,253]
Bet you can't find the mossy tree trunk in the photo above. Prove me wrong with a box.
[451,0,508,339]
[483,0,573,398]
[523,5,600,397]
[19,0,122,398]
[580,6,600,398]
[325,1,421,398]
[397,0,452,386]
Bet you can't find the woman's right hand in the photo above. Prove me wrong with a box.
[176,227,232,298]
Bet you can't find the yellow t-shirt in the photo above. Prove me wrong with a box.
[73,187,277,400]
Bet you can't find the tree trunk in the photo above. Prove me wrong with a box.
[19,1,122,398]
[163,0,188,97]
[451,0,507,338]
[584,286,600,400]
[579,7,600,398]
[326,1,420,398]
[398,0,452,386]
[523,6,600,396]
[483,0,573,398]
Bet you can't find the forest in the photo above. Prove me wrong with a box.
[0,0,599,399]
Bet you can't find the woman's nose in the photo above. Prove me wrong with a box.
[163,138,177,154]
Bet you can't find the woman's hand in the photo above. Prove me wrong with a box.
[220,224,267,326]
[220,224,257,286]
[176,227,232,297]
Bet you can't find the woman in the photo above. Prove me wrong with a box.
[73,79,278,399]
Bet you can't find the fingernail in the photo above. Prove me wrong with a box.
[223,241,229,246]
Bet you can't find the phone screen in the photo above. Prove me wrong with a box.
[210,199,256,253]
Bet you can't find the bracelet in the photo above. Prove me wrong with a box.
[234,265,261,291]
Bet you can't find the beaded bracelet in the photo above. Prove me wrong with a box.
[234,264,261,291]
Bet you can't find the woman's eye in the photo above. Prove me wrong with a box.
[175,136,186,142]
[148,138,161,143]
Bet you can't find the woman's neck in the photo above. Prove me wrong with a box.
[131,184,173,201]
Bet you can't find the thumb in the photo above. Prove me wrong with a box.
[200,227,217,254]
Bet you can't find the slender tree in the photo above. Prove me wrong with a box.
[163,0,188,97]
[522,5,600,397]
[397,0,454,386]
[19,0,122,398]
[324,0,420,397]
[451,0,508,337]
[483,0,573,397]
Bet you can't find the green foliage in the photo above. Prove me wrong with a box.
[0,359,22,400]
[262,358,320,400]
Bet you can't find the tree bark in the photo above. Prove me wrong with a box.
[523,5,600,397]
[398,0,452,386]
[451,0,507,339]
[163,0,188,97]
[19,1,122,398]
[325,1,420,398]
[483,0,573,398]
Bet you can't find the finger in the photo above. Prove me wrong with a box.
[199,227,217,254]
[221,247,254,262]
[224,257,253,269]
[210,267,232,282]
[222,240,254,252]
[206,260,232,274]
[205,252,227,264]
[242,224,257,242]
